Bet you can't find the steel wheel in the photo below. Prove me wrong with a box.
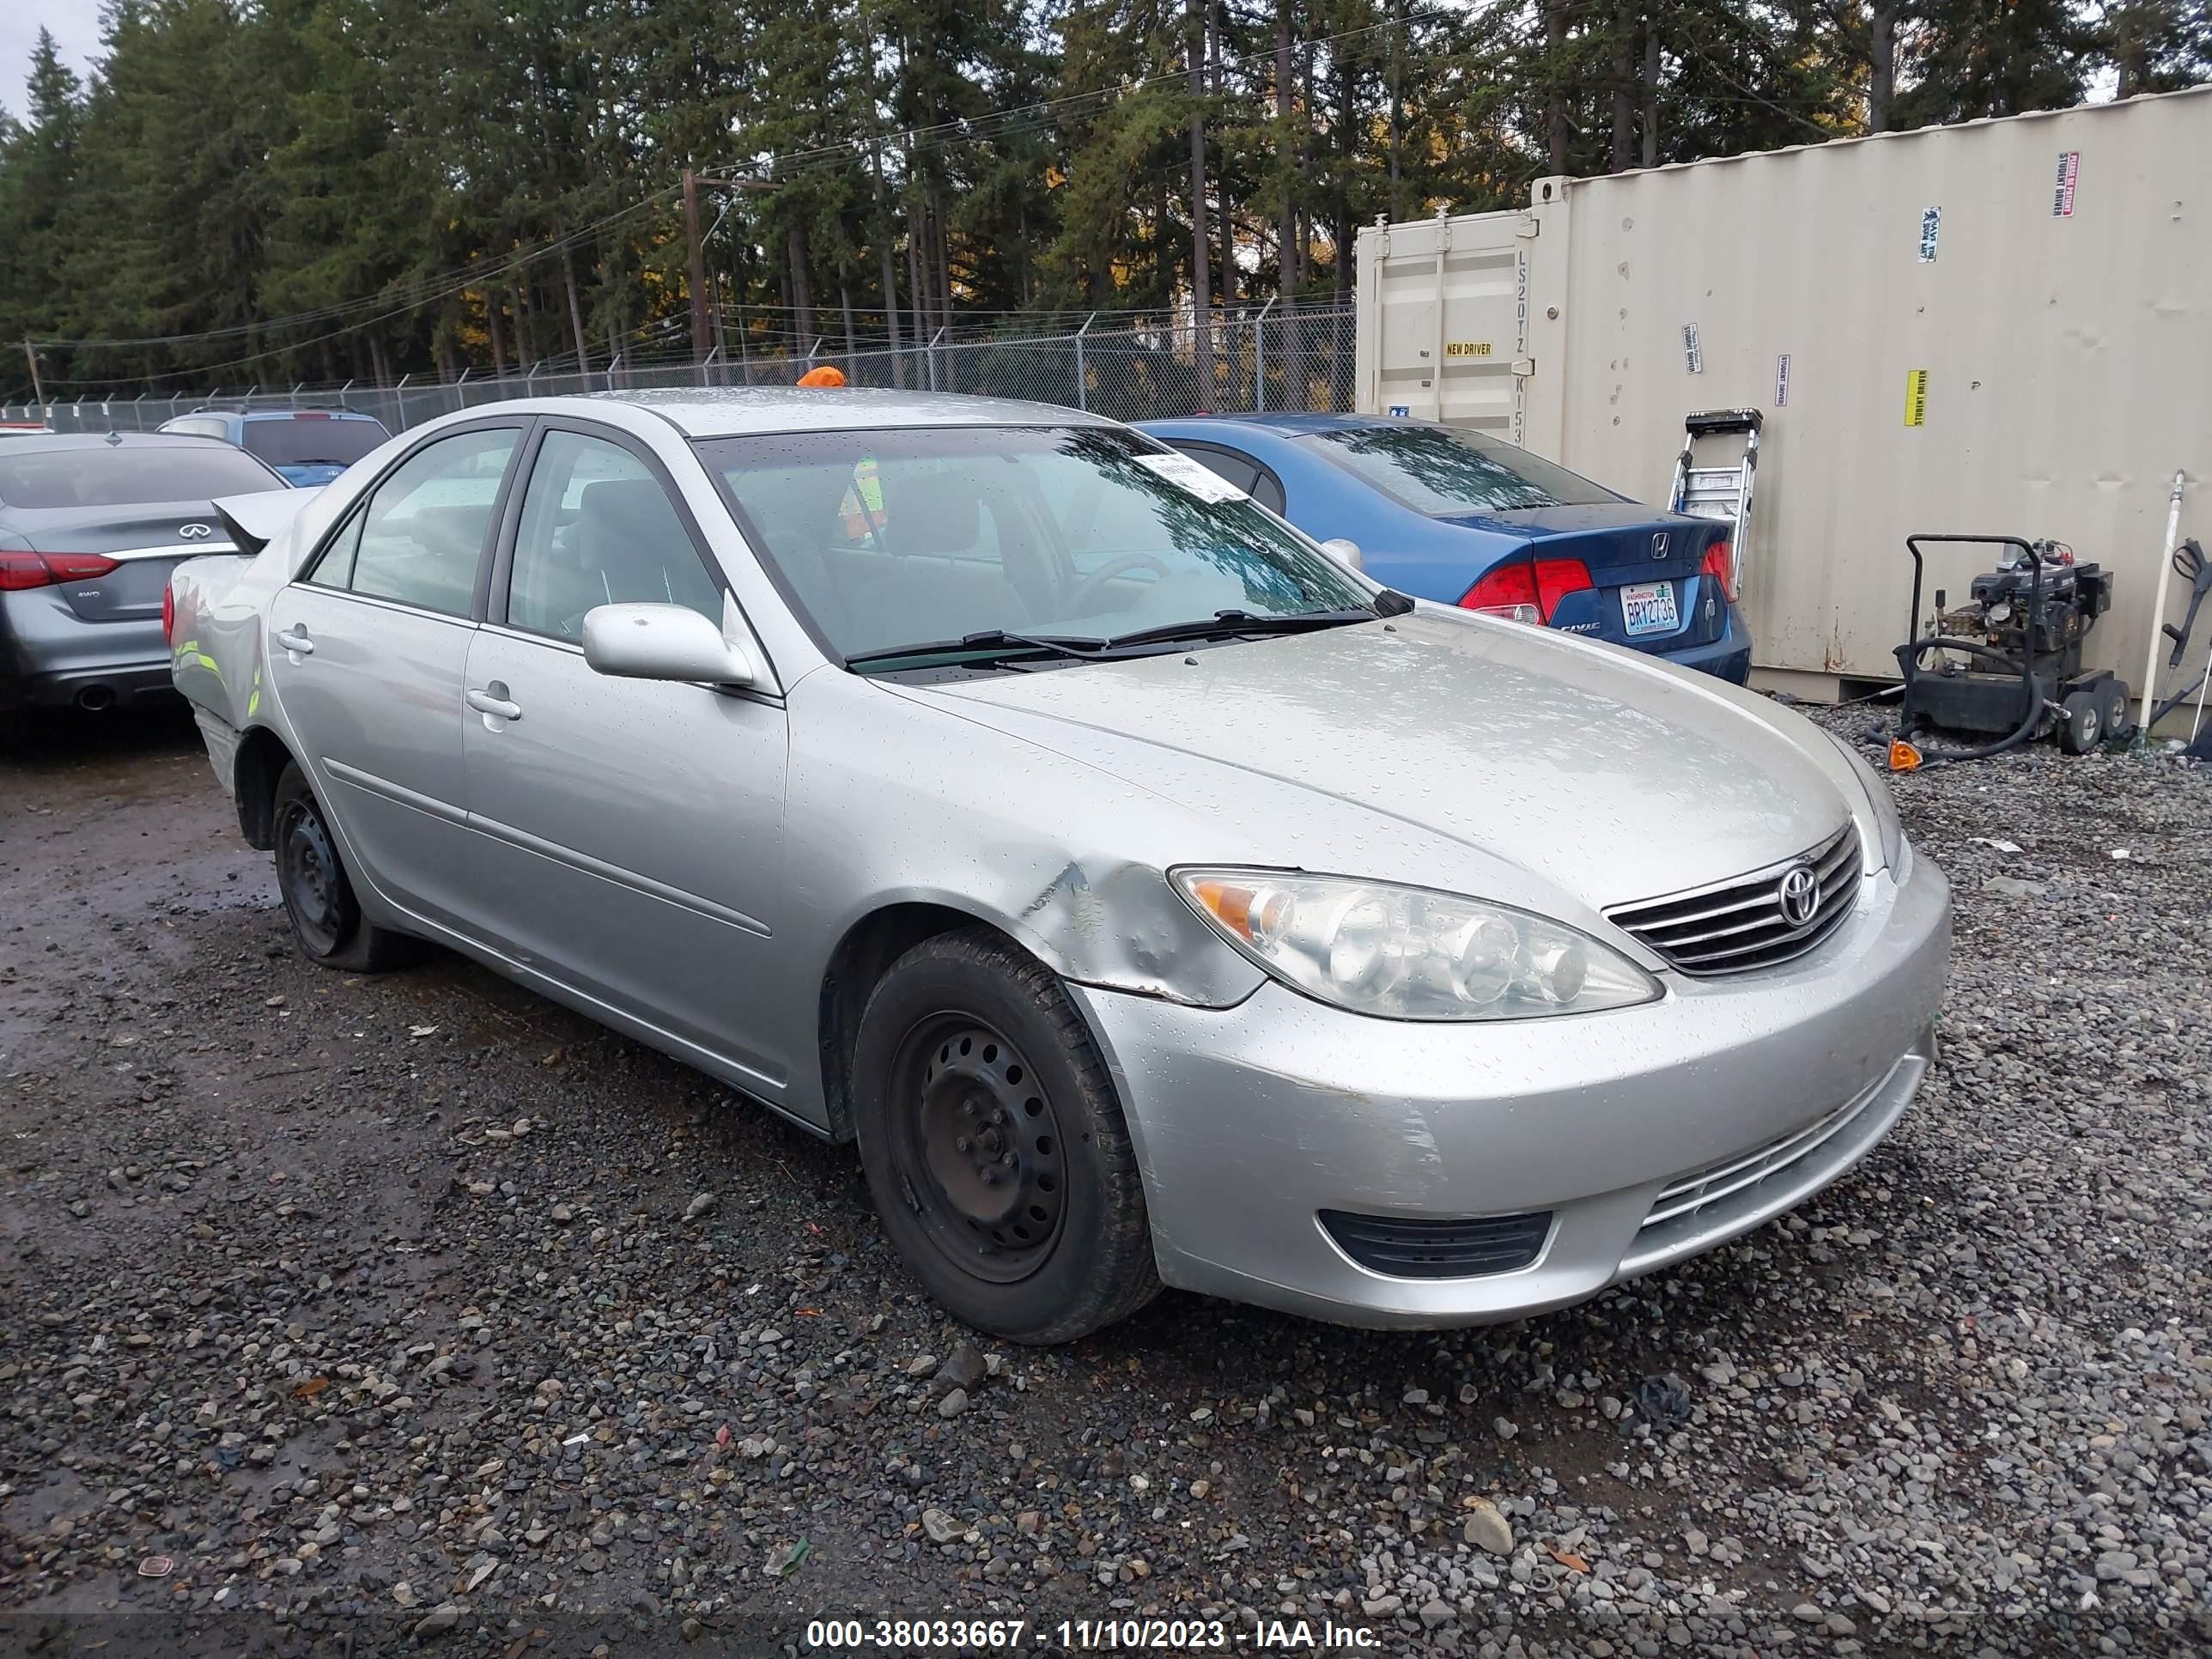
[889,1014,1069,1284]
[276,791,349,957]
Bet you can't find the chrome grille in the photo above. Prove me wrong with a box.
[1607,824,1861,976]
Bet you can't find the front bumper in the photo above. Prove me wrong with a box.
[1068,844,1949,1328]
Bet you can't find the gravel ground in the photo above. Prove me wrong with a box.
[2,705,2209,1658]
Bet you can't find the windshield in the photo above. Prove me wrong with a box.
[698,425,1371,665]
[244,416,388,468]
[0,445,286,509]
[1304,424,1620,516]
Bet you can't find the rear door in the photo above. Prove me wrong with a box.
[266,421,524,933]
[460,421,791,1094]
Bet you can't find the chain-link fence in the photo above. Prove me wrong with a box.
[2,307,1358,436]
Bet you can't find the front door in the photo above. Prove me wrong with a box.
[265,422,523,933]
[459,423,792,1097]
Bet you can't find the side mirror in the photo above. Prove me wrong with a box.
[582,602,756,687]
[1320,537,1364,573]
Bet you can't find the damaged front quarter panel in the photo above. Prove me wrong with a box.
[1017,857,1265,1006]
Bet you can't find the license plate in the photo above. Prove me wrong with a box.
[1621,580,1679,637]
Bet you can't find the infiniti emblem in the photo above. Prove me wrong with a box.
[1777,863,1820,928]
[1651,531,1669,558]
[179,522,214,539]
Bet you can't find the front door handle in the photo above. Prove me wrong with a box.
[466,686,523,722]
[275,628,313,656]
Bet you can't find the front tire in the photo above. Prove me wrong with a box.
[271,762,420,972]
[851,928,1160,1344]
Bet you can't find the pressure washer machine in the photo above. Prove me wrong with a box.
[1892,533,2130,766]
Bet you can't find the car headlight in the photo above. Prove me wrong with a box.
[1172,869,1660,1022]
[1821,729,1905,872]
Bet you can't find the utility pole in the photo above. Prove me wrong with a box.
[23,339,45,407]
[684,168,711,363]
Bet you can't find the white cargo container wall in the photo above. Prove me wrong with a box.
[1354,86,2212,703]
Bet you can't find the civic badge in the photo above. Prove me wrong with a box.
[1777,863,1820,928]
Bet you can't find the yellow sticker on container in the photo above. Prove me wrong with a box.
[1903,368,1929,428]
[1444,341,1493,357]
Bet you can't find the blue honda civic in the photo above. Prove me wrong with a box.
[1137,413,1751,683]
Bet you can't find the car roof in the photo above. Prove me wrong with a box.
[559,386,1122,439]
[236,408,385,422]
[1139,412,1390,437]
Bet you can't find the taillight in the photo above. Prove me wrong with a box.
[1458,557,1595,625]
[1534,557,1595,617]
[0,550,121,591]
[1700,540,1735,602]
[162,584,176,646]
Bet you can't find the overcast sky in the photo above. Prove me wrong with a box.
[1,1,102,114]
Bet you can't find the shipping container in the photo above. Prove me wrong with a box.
[1354,86,2212,708]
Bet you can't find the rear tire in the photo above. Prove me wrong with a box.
[850,927,1160,1344]
[271,762,421,972]
[2059,690,2101,756]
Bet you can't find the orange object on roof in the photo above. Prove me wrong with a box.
[796,365,847,387]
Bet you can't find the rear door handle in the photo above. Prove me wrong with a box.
[275,629,313,656]
[466,687,523,721]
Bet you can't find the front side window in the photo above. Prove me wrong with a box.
[1304,425,1620,516]
[699,426,1370,664]
[506,430,722,640]
[313,427,517,617]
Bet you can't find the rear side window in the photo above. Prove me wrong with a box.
[0,445,285,508]
[245,416,389,469]
[1304,425,1620,515]
[307,427,518,617]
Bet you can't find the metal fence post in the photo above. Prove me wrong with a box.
[926,326,946,393]
[1074,313,1096,411]
[1253,297,1278,412]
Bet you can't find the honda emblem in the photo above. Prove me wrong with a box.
[1650,532,1670,559]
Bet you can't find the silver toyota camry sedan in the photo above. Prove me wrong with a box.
[169,388,1949,1343]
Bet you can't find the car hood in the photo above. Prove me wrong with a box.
[921,610,1856,910]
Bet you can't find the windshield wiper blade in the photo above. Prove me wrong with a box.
[844,629,1113,669]
[1103,606,1378,651]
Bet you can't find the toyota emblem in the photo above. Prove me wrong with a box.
[179,522,214,539]
[1777,864,1820,928]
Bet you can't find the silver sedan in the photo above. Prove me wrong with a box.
[169,389,1949,1343]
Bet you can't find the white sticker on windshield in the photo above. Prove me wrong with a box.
[1134,451,1249,503]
